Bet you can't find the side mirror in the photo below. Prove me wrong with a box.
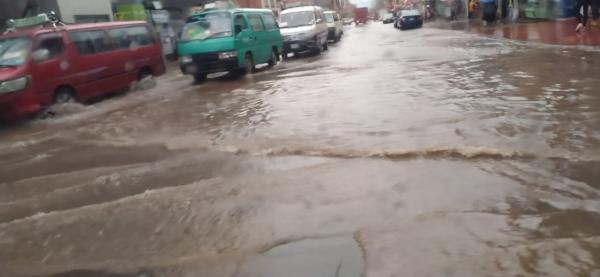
[234,25,243,35]
[32,49,50,62]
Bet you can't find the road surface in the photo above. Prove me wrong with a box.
[1,23,600,277]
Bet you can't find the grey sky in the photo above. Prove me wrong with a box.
[349,0,374,8]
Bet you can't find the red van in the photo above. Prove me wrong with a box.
[0,21,165,121]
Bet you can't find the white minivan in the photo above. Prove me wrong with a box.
[324,10,343,42]
[279,6,328,58]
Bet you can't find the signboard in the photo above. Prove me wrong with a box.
[12,14,49,28]
[189,6,205,15]
[151,10,170,23]
[116,4,147,21]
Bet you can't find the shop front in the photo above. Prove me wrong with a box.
[524,0,574,19]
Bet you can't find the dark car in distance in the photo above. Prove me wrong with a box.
[395,9,423,30]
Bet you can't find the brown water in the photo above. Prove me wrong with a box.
[1,23,599,277]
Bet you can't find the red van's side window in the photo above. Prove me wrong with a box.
[108,26,155,50]
[69,31,112,55]
[35,36,65,60]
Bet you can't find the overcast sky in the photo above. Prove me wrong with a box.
[349,0,375,8]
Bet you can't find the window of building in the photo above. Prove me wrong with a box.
[74,14,111,23]
[69,31,112,55]
[248,14,265,31]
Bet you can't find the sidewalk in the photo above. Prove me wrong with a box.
[438,18,600,46]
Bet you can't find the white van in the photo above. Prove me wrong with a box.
[279,6,328,58]
[324,10,343,42]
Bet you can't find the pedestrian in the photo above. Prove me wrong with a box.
[592,0,599,27]
[469,0,478,19]
[481,0,496,24]
[575,0,591,32]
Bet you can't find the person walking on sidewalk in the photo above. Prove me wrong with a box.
[575,0,591,32]
[481,0,497,24]
[592,0,599,27]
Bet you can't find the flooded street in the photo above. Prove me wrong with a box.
[1,23,600,276]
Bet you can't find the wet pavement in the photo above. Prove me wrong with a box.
[444,18,600,46]
[1,23,600,277]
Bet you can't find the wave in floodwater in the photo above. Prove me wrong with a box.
[217,145,533,160]
[60,133,593,162]
[160,137,532,160]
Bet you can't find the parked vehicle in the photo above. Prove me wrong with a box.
[382,13,395,24]
[395,9,423,30]
[0,17,165,121]
[343,18,354,25]
[353,7,369,24]
[178,8,283,83]
[324,11,343,42]
[279,6,328,58]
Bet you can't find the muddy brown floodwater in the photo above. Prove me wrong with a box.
[1,23,600,277]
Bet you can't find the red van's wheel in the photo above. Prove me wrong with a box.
[54,87,77,104]
[138,68,153,81]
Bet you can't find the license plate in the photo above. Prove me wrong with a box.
[291,44,299,49]
[185,65,197,74]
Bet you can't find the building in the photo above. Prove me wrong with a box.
[0,0,113,30]
[19,0,112,23]
[282,0,344,11]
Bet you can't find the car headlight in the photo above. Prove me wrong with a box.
[218,51,237,59]
[0,76,28,94]
[180,55,193,63]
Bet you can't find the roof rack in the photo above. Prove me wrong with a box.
[4,12,65,34]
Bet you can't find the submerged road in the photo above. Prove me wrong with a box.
[1,23,600,277]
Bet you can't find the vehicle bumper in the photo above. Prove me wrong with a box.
[400,20,423,29]
[179,55,239,75]
[283,39,318,53]
[327,28,337,40]
[0,88,40,121]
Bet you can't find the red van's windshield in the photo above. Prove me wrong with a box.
[0,37,31,67]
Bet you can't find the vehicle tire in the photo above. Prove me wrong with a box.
[312,43,321,55]
[268,50,278,67]
[282,51,290,60]
[193,73,207,83]
[245,54,256,74]
[54,87,77,104]
[138,68,153,81]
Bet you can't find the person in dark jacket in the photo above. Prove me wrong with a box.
[575,0,591,32]
[592,0,599,27]
[481,0,497,23]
